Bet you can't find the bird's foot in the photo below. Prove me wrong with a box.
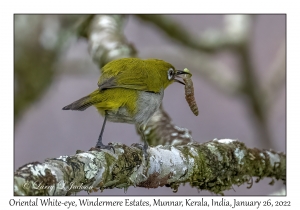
[132,143,149,161]
[90,142,115,153]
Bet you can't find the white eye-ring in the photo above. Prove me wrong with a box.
[167,68,175,80]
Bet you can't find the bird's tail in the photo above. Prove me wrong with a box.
[62,95,94,111]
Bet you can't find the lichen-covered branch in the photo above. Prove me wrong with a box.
[84,15,136,68]
[14,139,285,196]
[141,108,193,147]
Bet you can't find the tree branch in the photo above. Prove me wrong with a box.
[264,40,286,107]
[141,108,193,147]
[135,15,239,53]
[85,15,136,68]
[14,139,286,196]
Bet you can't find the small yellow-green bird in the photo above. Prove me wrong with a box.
[62,58,190,158]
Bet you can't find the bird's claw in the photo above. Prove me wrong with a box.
[132,143,149,161]
[90,143,115,153]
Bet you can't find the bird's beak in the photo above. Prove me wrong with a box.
[174,70,191,85]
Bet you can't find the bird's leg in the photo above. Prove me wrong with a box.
[93,113,115,153]
[96,114,107,147]
[134,125,149,160]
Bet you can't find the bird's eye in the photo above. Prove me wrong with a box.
[168,68,175,80]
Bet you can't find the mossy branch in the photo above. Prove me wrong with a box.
[14,105,286,195]
[14,139,285,196]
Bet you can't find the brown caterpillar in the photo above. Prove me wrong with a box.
[183,68,199,116]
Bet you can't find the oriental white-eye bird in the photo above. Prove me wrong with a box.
[62,58,190,158]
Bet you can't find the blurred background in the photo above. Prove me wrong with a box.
[14,14,286,195]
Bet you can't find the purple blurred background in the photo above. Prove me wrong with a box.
[14,15,285,195]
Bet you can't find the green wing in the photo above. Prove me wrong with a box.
[97,58,162,93]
